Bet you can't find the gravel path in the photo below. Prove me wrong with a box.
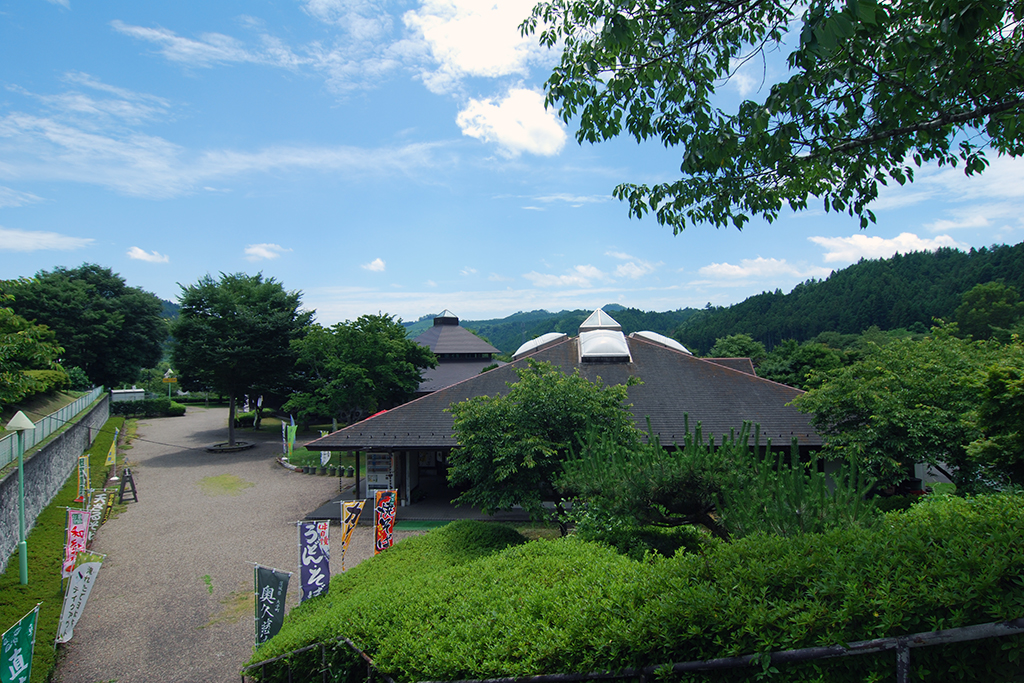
[53,406,420,683]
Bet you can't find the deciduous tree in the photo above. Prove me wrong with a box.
[284,314,437,425]
[793,324,1001,489]
[0,292,66,409]
[171,273,312,445]
[523,0,1024,232]
[447,360,640,526]
[3,264,165,388]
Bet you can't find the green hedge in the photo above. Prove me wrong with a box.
[0,417,124,683]
[110,397,185,417]
[247,496,1024,682]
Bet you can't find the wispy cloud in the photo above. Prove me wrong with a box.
[460,266,477,276]
[456,88,565,157]
[534,193,610,206]
[607,251,661,279]
[0,187,43,208]
[111,21,305,70]
[15,72,175,125]
[809,232,966,263]
[0,226,93,251]
[244,243,292,261]
[523,264,610,288]
[127,246,169,262]
[0,105,451,198]
[362,257,386,271]
[696,256,831,281]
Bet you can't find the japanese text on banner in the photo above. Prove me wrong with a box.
[374,490,397,555]
[1,606,39,683]
[339,500,365,571]
[298,521,330,601]
[254,565,290,646]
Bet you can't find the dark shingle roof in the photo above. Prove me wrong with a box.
[705,357,757,375]
[307,335,821,452]
[414,324,500,355]
[417,359,504,393]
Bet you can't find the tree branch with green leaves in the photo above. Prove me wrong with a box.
[523,0,1024,231]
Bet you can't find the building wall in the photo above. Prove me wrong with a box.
[0,395,110,573]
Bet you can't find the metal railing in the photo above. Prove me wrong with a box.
[240,618,1024,683]
[0,387,105,468]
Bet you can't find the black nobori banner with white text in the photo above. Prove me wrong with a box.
[254,565,290,646]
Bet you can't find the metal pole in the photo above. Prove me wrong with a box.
[17,428,27,585]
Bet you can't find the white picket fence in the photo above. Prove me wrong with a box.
[0,387,105,469]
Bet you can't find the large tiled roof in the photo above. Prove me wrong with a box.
[306,334,821,452]
[416,359,504,393]
[414,324,500,355]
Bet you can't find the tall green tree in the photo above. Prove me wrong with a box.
[966,342,1024,486]
[707,333,767,365]
[284,314,437,425]
[0,292,66,409]
[955,281,1024,341]
[2,264,165,388]
[171,273,312,445]
[447,360,640,526]
[794,324,1002,489]
[523,0,1024,232]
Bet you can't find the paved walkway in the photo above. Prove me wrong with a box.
[52,407,421,683]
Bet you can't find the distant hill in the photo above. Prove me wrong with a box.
[402,242,1024,358]
[674,242,1024,354]
[406,306,699,356]
[161,299,180,319]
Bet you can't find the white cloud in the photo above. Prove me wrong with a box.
[244,243,292,261]
[362,257,386,271]
[403,0,549,95]
[535,192,610,206]
[488,273,513,282]
[127,246,169,262]
[0,108,450,198]
[0,186,42,208]
[698,256,831,280]
[523,264,610,287]
[460,266,477,276]
[808,232,966,264]
[456,88,566,157]
[607,251,661,279]
[0,226,93,251]
[111,21,304,70]
[303,0,393,41]
[45,0,70,7]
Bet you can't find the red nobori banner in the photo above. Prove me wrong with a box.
[373,490,397,555]
[62,509,90,579]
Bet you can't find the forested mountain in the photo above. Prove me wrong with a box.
[405,306,699,356]
[675,243,1024,354]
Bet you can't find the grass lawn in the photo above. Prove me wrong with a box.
[0,416,124,683]
[0,391,86,438]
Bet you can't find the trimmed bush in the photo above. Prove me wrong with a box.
[248,496,1024,682]
[109,397,185,417]
[23,369,69,393]
[234,410,256,428]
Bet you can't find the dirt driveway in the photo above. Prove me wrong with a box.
[53,406,419,683]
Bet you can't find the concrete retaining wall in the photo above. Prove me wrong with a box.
[0,394,110,573]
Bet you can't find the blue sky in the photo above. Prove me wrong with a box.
[2,0,1023,325]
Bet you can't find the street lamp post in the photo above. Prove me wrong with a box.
[6,410,35,585]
